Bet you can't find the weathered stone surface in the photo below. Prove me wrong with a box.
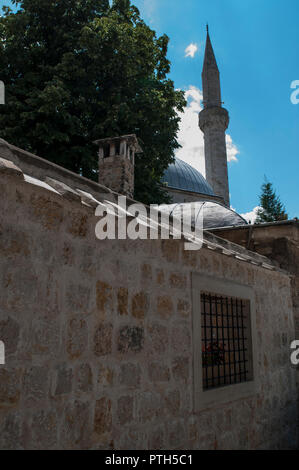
[3,266,38,311]
[171,323,190,354]
[94,323,113,356]
[0,157,23,178]
[65,283,90,314]
[98,149,135,198]
[53,364,73,396]
[0,368,21,407]
[0,149,298,450]
[117,287,128,316]
[172,356,190,383]
[67,211,88,238]
[0,227,30,259]
[148,363,170,383]
[62,242,75,266]
[0,411,22,449]
[117,396,134,425]
[61,400,91,449]
[177,299,191,317]
[98,364,114,388]
[138,391,161,423]
[141,264,152,281]
[156,269,165,285]
[161,240,180,263]
[169,420,186,448]
[31,410,58,450]
[131,292,149,319]
[0,316,20,355]
[23,366,49,404]
[96,281,113,318]
[169,272,187,289]
[45,177,81,202]
[76,363,93,393]
[119,362,141,388]
[30,194,63,230]
[31,312,60,358]
[147,322,168,355]
[94,397,112,436]
[148,426,165,450]
[164,389,180,416]
[67,318,88,359]
[117,326,144,353]
[157,295,173,319]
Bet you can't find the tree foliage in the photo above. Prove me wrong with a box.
[256,177,288,223]
[0,0,186,204]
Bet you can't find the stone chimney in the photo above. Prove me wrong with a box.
[94,134,142,198]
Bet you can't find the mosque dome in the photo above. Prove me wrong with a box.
[157,201,247,230]
[161,157,215,197]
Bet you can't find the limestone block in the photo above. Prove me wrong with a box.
[118,362,141,388]
[94,397,112,436]
[117,326,144,353]
[148,362,170,383]
[131,292,149,319]
[117,288,128,316]
[171,356,190,383]
[0,157,23,178]
[156,295,173,319]
[94,323,113,357]
[117,396,134,425]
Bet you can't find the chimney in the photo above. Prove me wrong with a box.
[94,134,142,198]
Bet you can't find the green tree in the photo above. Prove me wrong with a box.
[0,0,186,204]
[256,177,288,223]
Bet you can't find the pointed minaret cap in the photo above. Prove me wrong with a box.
[201,26,222,108]
[203,26,219,73]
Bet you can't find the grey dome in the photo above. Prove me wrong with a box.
[157,201,247,230]
[161,157,214,196]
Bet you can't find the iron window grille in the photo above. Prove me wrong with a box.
[201,292,253,391]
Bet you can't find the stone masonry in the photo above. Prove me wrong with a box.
[210,220,299,443]
[0,140,297,449]
[95,135,141,199]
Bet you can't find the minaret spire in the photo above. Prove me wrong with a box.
[199,28,230,207]
[202,27,221,108]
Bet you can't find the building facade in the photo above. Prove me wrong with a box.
[0,28,298,450]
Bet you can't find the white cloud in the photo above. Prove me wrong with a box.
[185,43,198,58]
[175,85,239,176]
[226,134,239,162]
[139,0,158,25]
[240,206,261,224]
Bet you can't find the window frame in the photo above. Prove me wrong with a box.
[192,273,258,412]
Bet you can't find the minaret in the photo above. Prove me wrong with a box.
[198,26,230,207]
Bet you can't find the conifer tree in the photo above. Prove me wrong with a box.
[256,177,288,223]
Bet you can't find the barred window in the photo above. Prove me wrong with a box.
[201,292,253,391]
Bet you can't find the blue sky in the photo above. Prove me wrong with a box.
[132,0,299,219]
[1,0,298,219]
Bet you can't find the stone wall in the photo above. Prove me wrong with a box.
[0,160,297,449]
[98,155,134,198]
[211,221,299,443]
